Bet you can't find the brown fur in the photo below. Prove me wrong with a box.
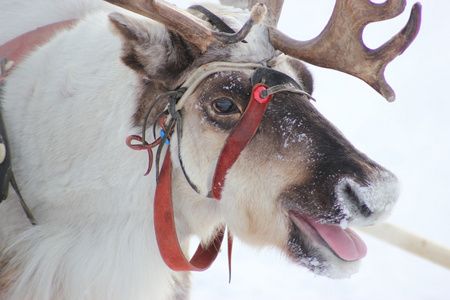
[0,256,16,294]
[132,80,168,127]
[106,5,397,279]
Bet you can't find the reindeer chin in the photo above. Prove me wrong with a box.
[286,211,365,279]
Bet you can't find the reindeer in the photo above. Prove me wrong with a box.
[0,0,421,299]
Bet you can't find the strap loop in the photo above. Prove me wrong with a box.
[154,149,225,271]
[126,135,161,176]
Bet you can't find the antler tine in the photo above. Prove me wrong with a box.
[105,0,266,52]
[105,0,215,51]
[269,0,422,101]
[247,0,284,27]
[219,0,283,27]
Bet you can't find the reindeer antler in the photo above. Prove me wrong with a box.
[220,0,284,27]
[104,0,267,52]
[268,0,422,101]
[106,0,421,101]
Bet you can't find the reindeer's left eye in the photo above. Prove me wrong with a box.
[212,98,240,115]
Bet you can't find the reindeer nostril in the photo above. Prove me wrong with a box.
[359,202,373,218]
[343,183,373,217]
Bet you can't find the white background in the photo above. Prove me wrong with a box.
[170,1,450,299]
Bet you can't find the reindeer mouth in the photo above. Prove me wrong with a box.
[288,211,367,262]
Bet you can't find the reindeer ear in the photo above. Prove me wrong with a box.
[108,12,200,85]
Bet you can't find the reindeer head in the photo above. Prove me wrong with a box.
[106,0,421,278]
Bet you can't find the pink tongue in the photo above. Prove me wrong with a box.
[310,220,367,261]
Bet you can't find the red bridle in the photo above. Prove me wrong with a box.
[0,20,78,226]
[142,83,274,276]
[1,23,275,272]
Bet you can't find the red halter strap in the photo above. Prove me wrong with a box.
[154,150,226,271]
[212,83,273,199]
[153,83,273,273]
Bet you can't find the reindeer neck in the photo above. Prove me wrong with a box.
[0,20,78,83]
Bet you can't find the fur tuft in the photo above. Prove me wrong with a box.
[250,3,267,24]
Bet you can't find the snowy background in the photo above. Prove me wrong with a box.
[170,0,449,299]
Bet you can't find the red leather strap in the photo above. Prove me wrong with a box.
[0,19,77,82]
[126,135,161,176]
[212,83,273,199]
[154,84,273,274]
[154,150,225,271]
[227,230,233,282]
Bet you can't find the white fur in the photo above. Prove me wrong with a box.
[0,0,399,299]
[0,4,190,299]
[0,0,117,45]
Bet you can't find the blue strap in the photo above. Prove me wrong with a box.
[160,129,170,145]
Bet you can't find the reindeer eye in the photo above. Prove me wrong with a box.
[212,98,240,115]
[212,98,239,114]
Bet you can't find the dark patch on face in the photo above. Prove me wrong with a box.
[192,62,313,133]
[281,180,345,223]
[253,91,384,221]
[194,71,252,131]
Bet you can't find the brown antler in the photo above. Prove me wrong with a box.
[220,0,284,27]
[268,0,422,101]
[249,0,284,27]
[104,0,266,52]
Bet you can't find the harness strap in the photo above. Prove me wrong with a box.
[212,83,273,199]
[10,173,37,225]
[189,5,248,44]
[0,103,37,225]
[154,149,226,271]
[0,19,78,83]
[147,63,311,276]
[129,63,308,275]
[189,5,236,34]
[0,19,77,224]
[152,83,274,275]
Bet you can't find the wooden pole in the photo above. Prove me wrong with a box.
[358,222,450,270]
